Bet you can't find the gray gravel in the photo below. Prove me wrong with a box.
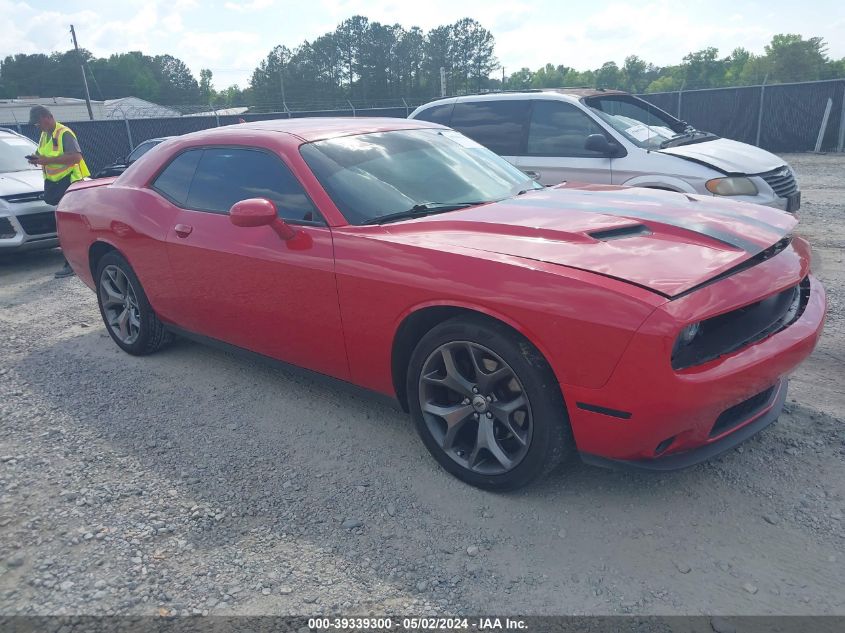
[0,153,843,616]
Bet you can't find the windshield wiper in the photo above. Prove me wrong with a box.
[369,201,485,225]
[659,129,715,149]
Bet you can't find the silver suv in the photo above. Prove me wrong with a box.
[410,90,800,212]
[0,127,58,252]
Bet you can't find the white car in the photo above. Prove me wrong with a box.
[409,89,800,213]
[0,127,58,252]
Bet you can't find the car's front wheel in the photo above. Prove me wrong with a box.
[407,316,572,490]
[95,251,170,355]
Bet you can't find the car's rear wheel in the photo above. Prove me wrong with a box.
[95,251,170,355]
[407,316,572,490]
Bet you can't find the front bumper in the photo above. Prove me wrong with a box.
[580,378,787,471]
[563,246,825,467]
[1,207,59,252]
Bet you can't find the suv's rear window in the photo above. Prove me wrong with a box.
[449,100,529,156]
[414,103,454,125]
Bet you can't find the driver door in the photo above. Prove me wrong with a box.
[156,146,349,380]
[516,100,613,186]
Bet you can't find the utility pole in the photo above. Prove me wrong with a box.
[70,25,94,120]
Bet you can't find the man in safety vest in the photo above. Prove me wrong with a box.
[27,105,90,278]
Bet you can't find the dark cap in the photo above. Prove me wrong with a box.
[28,105,52,125]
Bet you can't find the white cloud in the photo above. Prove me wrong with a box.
[2,0,843,97]
[162,13,185,33]
[494,0,773,72]
[224,0,274,11]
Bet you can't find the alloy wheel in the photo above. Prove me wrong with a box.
[418,341,533,475]
[99,265,142,345]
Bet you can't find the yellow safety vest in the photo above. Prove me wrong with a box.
[37,122,90,182]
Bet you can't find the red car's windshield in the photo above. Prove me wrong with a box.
[300,128,540,225]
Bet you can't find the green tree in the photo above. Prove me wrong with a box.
[250,45,293,109]
[395,26,425,97]
[646,74,682,93]
[0,54,51,98]
[506,67,533,90]
[724,47,752,85]
[531,63,568,88]
[681,47,725,88]
[199,68,214,103]
[621,55,648,92]
[450,18,497,93]
[423,25,452,95]
[595,61,620,88]
[764,34,828,82]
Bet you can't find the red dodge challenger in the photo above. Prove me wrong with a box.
[56,118,826,490]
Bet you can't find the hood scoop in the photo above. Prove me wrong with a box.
[588,224,652,241]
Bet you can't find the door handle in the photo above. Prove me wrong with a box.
[174,224,193,238]
[523,170,541,181]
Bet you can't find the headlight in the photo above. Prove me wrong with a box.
[671,321,701,363]
[678,322,701,346]
[705,177,758,196]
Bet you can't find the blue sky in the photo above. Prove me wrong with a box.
[4,0,844,90]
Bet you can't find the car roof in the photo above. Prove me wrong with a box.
[231,117,443,142]
[544,88,630,98]
[0,127,30,138]
[420,88,631,107]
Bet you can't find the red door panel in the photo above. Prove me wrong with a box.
[165,210,349,380]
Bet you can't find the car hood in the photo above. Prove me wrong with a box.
[0,169,44,196]
[383,185,796,297]
[658,137,784,174]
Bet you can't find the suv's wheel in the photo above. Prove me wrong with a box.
[95,251,170,355]
[407,316,572,490]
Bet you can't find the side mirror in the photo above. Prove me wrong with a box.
[585,134,621,157]
[229,198,296,240]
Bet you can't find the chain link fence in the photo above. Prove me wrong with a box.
[0,102,420,175]
[639,78,845,154]
[3,79,844,174]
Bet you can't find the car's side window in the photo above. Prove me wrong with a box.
[449,100,530,156]
[527,101,610,157]
[127,140,157,163]
[185,148,322,224]
[415,103,454,125]
[152,150,202,206]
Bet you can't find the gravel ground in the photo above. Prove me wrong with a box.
[0,153,843,617]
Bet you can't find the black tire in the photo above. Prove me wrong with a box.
[95,251,171,356]
[407,316,572,490]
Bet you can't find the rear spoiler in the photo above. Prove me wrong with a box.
[67,176,117,192]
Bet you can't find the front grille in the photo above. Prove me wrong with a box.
[710,384,777,438]
[1,191,45,204]
[758,166,798,198]
[17,211,56,236]
[0,217,16,239]
[673,276,810,370]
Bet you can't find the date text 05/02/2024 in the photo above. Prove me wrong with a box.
[308,617,528,630]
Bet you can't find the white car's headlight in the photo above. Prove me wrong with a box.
[705,177,758,196]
